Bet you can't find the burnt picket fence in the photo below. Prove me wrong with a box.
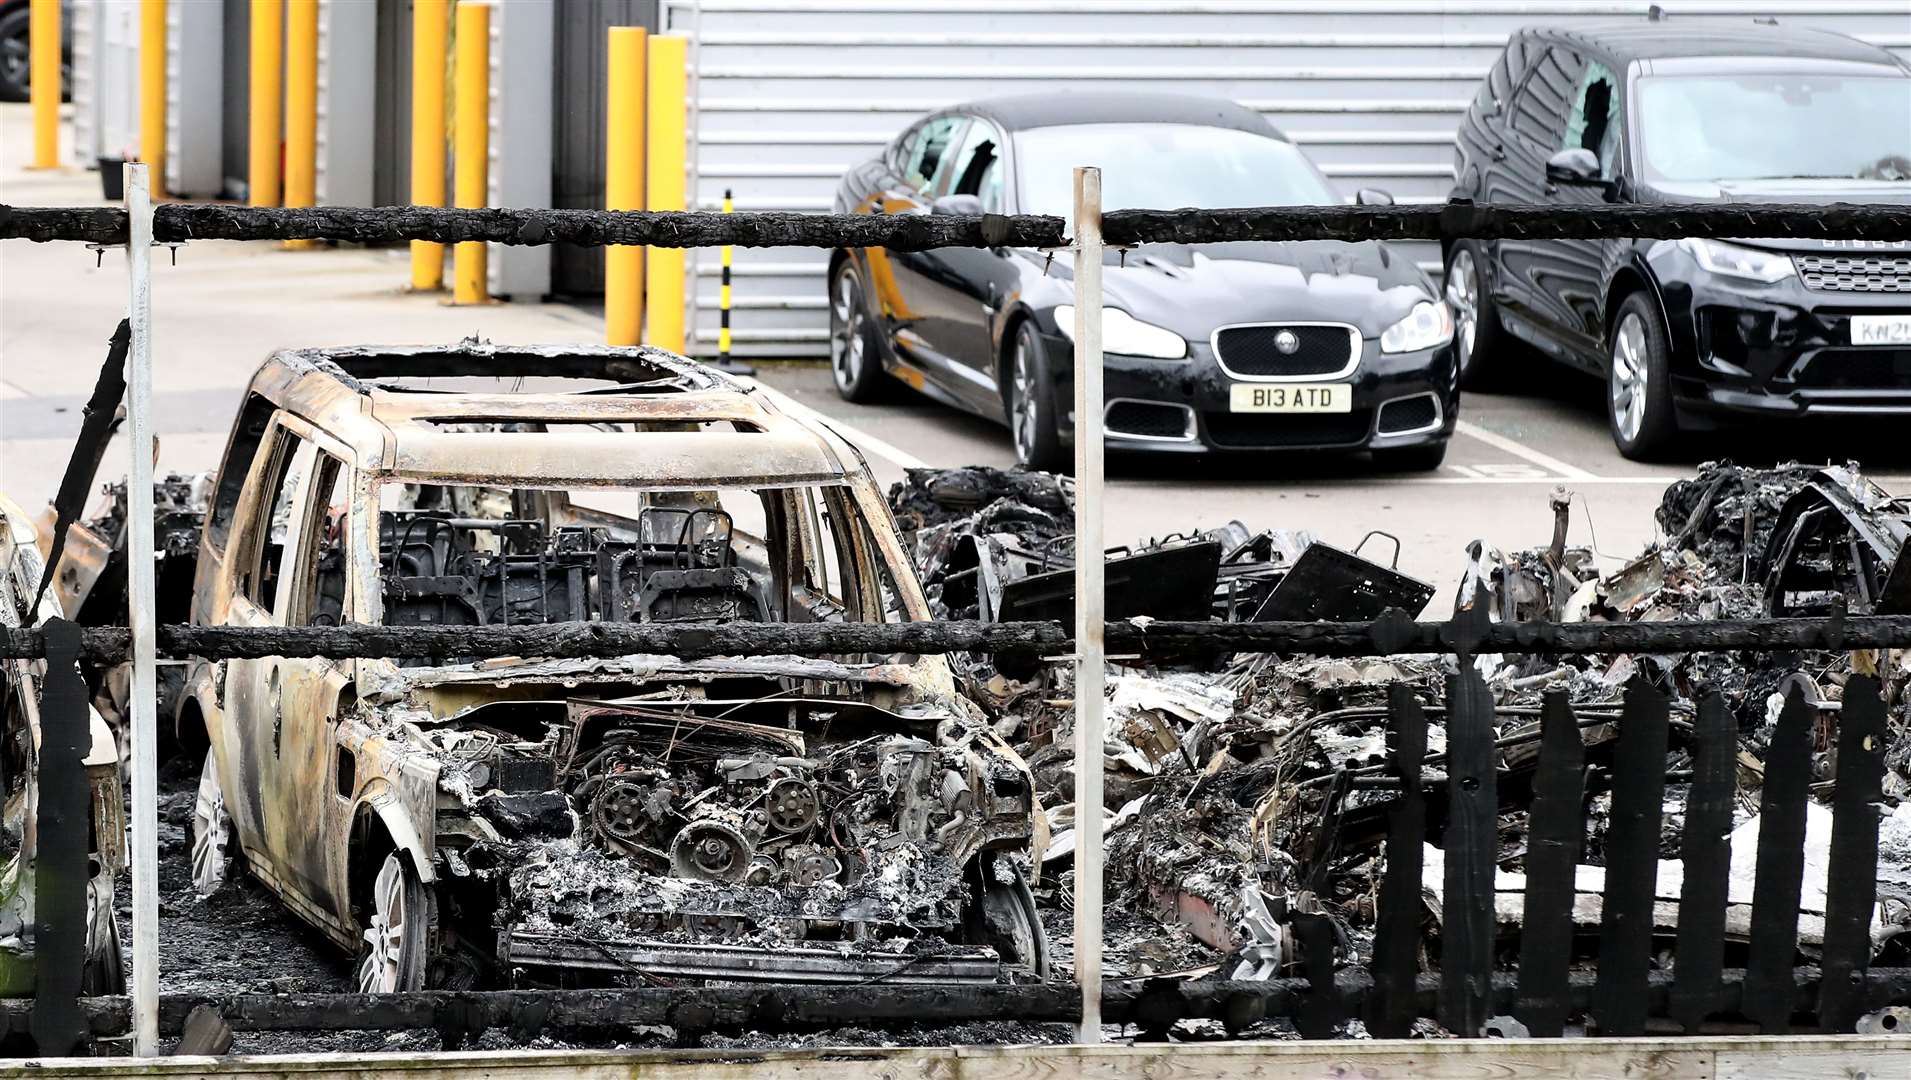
[8,609,1910,1046]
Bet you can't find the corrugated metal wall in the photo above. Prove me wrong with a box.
[679,0,1911,358]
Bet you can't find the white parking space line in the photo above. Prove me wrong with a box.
[1452,419,1597,480]
[745,380,930,470]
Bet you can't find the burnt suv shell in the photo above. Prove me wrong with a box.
[179,343,1047,990]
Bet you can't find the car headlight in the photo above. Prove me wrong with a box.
[1054,305,1187,360]
[1678,238,1796,284]
[1380,300,1455,354]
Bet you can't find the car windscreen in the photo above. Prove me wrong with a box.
[1013,122,1340,218]
[1636,74,1911,183]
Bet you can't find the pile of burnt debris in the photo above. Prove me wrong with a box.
[887,463,1911,998]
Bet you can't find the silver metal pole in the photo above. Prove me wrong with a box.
[1069,165,1105,1045]
[123,162,161,1057]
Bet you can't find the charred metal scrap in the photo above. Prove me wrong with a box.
[934,462,1911,1015]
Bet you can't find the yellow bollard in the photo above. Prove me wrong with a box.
[452,0,489,305]
[644,34,688,354]
[139,0,166,195]
[409,0,449,290]
[28,0,58,168]
[719,189,733,362]
[248,0,282,207]
[604,27,646,346]
[283,0,319,248]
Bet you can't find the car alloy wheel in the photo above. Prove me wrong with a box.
[190,749,232,899]
[358,852,425,993]
[1446,248,1480,377]
[829,270,866,394]
[1010,335,1039,463]
[1609,310,1650,445]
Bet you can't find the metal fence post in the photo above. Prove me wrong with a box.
[247,0,282,207]
[123,161,162,1057]
[409,0,450,290]
[137,0,166,197]
[451,0,490,305]
[605,26,647,346]
[1071,165,1105,1045]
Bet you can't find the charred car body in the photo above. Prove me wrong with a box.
[180,343,1046,992]
[0,495,124,998]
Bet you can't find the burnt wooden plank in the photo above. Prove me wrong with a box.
[1592,676,1670,1036]
[1743,684,1815,1034]
[1817,674,1887,1032]
[16,614,1911,664]
[9,201,1911,247]
[1670,692,1736,1033]
[1293,913,1344,1038]
[1514,690,1585,1037]
[1366,683,1428,1038]
[1440,665,1497,1037]
[30,618,92,1057]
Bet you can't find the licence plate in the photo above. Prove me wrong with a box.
[1852,315,1911,346]
[1229,383,1352,413]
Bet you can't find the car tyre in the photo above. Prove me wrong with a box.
[1008,321,1066,472]
[1373,440,1448,472]
[1606,291,1678,461]
[0,8,30,105]
[829,259,889,403]
[190,748,235,899]
[357,852,435,993]
[1445,241,1508,389]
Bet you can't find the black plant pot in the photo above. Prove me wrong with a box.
[98,158,124,201]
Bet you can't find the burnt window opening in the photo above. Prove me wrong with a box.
[336,747,356,799]
[238,425,310,616]
[207,393,277,549]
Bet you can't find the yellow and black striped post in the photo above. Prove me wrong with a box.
[719,188,734,363]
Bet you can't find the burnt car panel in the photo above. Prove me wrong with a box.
[185,344,1045,990]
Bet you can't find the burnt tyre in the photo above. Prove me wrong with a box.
[1445,241,1508,389]
[1008,321,1066,472]
[829,259,888,403]
[190,748,234,899]
[966,858,1050,980]
[357,852,435,993]
[1606,291,1678,461]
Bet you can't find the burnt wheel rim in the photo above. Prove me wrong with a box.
[829,271,865,392]
[1446,248,1479,375]
[1010,333,1038,463]
[190,751,230,899]
[357,855,410,994]
[1610,311,1649,443]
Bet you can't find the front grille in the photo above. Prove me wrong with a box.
[1204,409,1373,449]
[1376,393,1440,435]
[1213,324,1357,378]
[1791,347,1911,389]
[1105,400,1191,440]
[1795,254,1911,293]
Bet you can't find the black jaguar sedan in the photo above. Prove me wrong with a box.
[827,92,1459,471]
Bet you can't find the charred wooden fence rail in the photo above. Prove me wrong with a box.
[6,201,1911,249]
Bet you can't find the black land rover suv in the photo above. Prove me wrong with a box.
[1446,16,1911,459]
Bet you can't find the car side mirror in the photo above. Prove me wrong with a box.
[930,193,985,216]
[1355,188,1395,207]
[1545,147,1603,185]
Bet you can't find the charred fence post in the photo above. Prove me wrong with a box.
[1514,690,1584,1037]
[1366,683,1427,1038]
[29,618,90,1057]
[1817,675,1887,1032]
[1670,692,1736,1033]
[1439,589,1496,1037]
[1591,676,1670,1036]
[1744,685,1815,1033]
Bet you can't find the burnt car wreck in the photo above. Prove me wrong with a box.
[173,343,1047,994]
